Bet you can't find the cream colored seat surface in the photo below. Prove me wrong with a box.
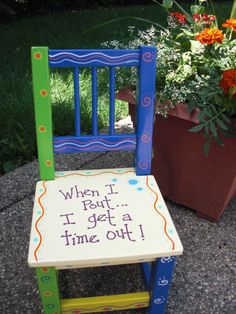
[28,167,183,268]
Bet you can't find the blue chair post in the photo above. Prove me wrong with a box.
[141,262,151,289]
[148,257,176,314]
[136,46,157,176]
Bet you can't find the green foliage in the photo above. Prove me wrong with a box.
[103,0,236,152]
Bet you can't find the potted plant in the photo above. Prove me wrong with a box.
[103,0,236,221]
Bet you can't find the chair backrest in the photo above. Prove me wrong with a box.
[31,46,157,181]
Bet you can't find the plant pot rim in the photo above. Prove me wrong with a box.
[116,88,199,124]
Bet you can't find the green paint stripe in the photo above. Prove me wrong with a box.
[32,47,55,180]
[36,267,61,314]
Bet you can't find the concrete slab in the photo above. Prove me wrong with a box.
[0,152,104,212]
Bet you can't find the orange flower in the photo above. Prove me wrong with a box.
[196,28,224,44]
[222,18,236,32]
[219,69,236,99]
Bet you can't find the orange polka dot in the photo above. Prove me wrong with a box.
[45,160,52,167]
[34,52,42,59]
[39,125,46,133]
[44,290,52,297]
[40,90,48,97]
[41,267,49,272]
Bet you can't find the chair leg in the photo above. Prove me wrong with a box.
[141,262,151,289]
[36,267,61,314]
[148,256,176,314]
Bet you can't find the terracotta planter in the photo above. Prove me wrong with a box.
[116,88,236,222]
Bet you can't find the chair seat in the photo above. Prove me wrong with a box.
[28,167,183,269]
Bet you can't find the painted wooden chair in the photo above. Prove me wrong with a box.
[28,46,183,314]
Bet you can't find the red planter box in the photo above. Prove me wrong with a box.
[117,88,236,222]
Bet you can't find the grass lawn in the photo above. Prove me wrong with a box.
[0,1,233,173]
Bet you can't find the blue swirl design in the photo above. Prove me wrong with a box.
[49,52,140,66]
[53,138,136,152]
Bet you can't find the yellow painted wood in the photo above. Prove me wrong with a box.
[28,168,183,268]
[61,292,149,313]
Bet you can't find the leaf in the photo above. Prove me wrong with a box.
[216,118,228,130]
[189,123,205,132]
[183,30,195,37]
[163,0,173,9]
[203,139,210,157]
[209,104,217,114]
[210,121,217,137]
[214,136,224,146]
[198,108,212,119]
[221,113,231,123]
[190,40,203,53]
[190,5,205,15]
[176,32,185,40]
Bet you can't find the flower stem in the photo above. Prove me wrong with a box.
[172,0,191,20]
[84,16,166,34]
[208,0,218,28]
[230,0,236,18]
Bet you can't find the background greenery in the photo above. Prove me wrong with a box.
[0,1,232,173]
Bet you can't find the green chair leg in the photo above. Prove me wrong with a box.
[36,267,61,314]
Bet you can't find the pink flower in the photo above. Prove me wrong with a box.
[193,13,200,21]
[209,15,216,21]
[170,12,188,24]
[193,13,216,24]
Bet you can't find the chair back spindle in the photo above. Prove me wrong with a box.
[109,67,116,135]
[73,66,81,136]
[91,66,98,136]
